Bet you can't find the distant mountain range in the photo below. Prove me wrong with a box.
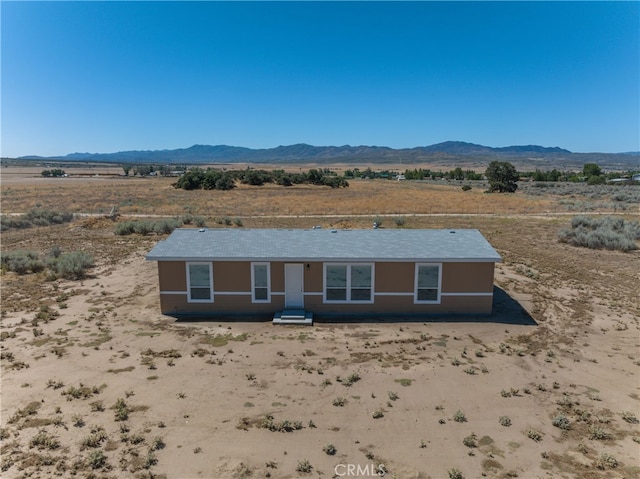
[16,141,640,170]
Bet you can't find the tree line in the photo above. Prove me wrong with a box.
[173,168,349,190]
[41,169,66,177]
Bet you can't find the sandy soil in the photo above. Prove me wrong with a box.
[1,214,639,478]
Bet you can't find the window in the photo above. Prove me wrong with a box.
[324,264,373,303]
[415,264,441,303]
[252,262,270,302]
[187,262,213,302]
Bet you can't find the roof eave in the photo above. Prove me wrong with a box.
[146,256,502,263]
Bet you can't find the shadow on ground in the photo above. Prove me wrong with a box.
[486,286,537,325]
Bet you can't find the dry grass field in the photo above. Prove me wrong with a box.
[4,165,638,218]
[1,166,639,479]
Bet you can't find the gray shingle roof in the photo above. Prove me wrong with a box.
[146,228,502,262]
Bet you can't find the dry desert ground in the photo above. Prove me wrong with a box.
[1,167,639,479]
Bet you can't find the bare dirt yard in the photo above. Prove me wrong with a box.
[1,169,639,478]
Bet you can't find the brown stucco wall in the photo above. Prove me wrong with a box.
[303,294,493,315]
[270,262,285,292]
[213,261,250,292]
[158,262,187,291]
[303,262,323,293]
[375,263,415,292]
[159,292,285,316]
[155,260,496,316]
[442,262,495,293]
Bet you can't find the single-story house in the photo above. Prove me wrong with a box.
[145,228,502,324]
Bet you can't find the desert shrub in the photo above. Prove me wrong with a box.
[36,305,59,321]
[0,215,32,230]
[143,451,158,468]
[558,215,640,252]
[528,429,543,442]
[114,221,136,235]
[260,415,304,432]
[323,443,337,455]
[448,468,464,479]
[394,217,406,227]
[81,429,108,449]
[87,450,107,469]
[154,218,181,234]
[462,433,477,448]
[26,208,73,226]
[54,251,94,279]
[72,415,85,427]
[453,410,467,423]
[461,184,472,191]
[595,453,618,470]
[133,221,154,236]
[332,397,347,407]
[621,411,639,424]
[62,384,101,400]
[296,459,313,473]
[499,416,512,427]
[611,192,630,202]
[150,437,165,450]
[589,425,612,440]
[552,413,571,430]
[372,409,384,419]
[0,208,74,232]
[113,398,129,421]
[343,372,361,386]
[115,218,181,236]
[29,430,60,450]
[1,250,45,274]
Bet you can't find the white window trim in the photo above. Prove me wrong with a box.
[414,263,442,304]
[323,263,375,304]
[186,262,214,303]
[251,262,271,303]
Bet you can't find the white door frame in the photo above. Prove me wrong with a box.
[284,263,304,309]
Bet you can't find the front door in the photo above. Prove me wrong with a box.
[284,263,304,309]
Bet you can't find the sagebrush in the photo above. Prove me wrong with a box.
[558,215,640,252]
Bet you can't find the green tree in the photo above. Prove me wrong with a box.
[241,169,268,186]
[451,167,464,180]
[306,169,325,185]
[122,165,132,176]
[173,168,205,190]
[485,161,519,193]
[587,174,606,185]
[583,163,602,178]
[215,173,236,190]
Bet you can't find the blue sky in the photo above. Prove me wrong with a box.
[2,1,639,157]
